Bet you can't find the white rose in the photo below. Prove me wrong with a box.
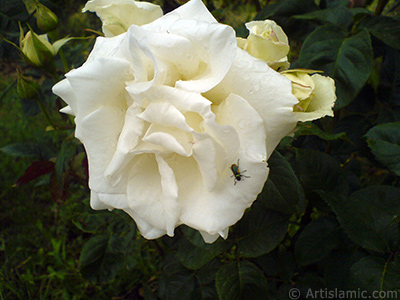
[83,0,163,37]
[53,0,298,243]
[282,69,336,122]
[238,20,290,71]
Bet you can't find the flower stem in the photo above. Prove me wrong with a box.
[374,0,389,15]
[36,96,59,129]
[58,48,70,74]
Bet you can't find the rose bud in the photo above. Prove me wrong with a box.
[282,69,336,122]
[35,2,59,33]
[238,20,290,71]
[20,29,55,68]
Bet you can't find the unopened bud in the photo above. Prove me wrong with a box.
[20,29,55,67]
[17,70,41,100]
[35,2,59,33]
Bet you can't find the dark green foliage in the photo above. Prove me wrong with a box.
[295,26,374,108]
[259,151,305,214]
[234,205,290,258]
[79,233,126,283]
[359,15,400,50]
[365,122,400,176]
[295,217,341,266]
[326,186,400,253]
[1,0,400,299]
[215,261,268,300]
[177,227,232,270]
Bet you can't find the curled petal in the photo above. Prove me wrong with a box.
[146,15,237,93]
[295,74,336,122]
[53,79,77,115]
[138,102,192,132]
[142,124,193,156]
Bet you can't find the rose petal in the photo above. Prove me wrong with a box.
[83,0,163,36]
[145,7,237,93]
[129,26,198,82]
[127,154,180,237]
[76,106,126,194]
[90,190,113,210]
[295,74,336,122]
[144,0,217,31]
[174,21,236,93]
[65,57,132,119]
[137,85,240,173]
[138,102,192,132]
[206,48,298,157]
[85,34,126,62]
[191,133,218,192]
[216,93,267,162]
[124,207,167,239]
[245,20,289,64]
[104,103,145,185]
[177,94,268,236]
[97,192,129,209]
[142,123,193,156]
[52,79,77,115]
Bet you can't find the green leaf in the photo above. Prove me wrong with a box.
[256,249,296,281]
[349,255,400,292]
[296,122,350,142]
[378,47,400,109]
[365,122,400,176]
[323,250,354,290]
[52,37,86,54]
[295,217,341,266]
[256,0,318,19]
[79,233,125,283]
[234,203,290,258]
[295,25,373,108]
[260,151,305,214]
[180,225,220,248]
[0,0,28,33]
[295,149,348,196]
[55,139,78,182]
[324,0,351,8]
[323,186,400,253]
[293,7,354,29]
[73,212,115,233]
[177,233,231,270]
[359,15,400,50]
[1,141,52,159]
[215,261,268,300]
[384,256,400,291]
[197,259,221,286]
[158,255,197,300]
